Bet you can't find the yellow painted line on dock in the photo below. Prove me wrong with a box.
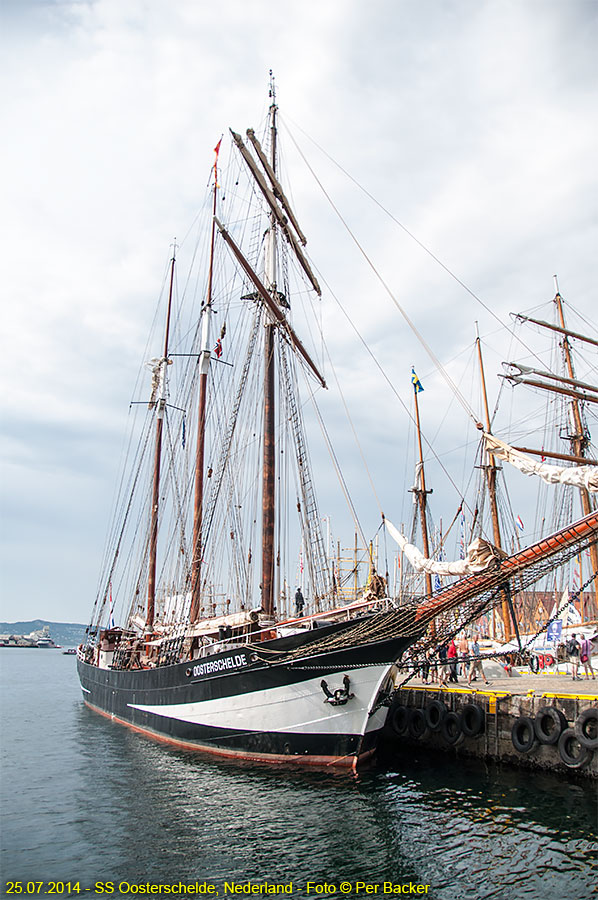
[539,691,598,701]
[398,682,598,702]
[398,684,513,698]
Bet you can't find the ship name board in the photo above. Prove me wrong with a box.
[191,654,248,678]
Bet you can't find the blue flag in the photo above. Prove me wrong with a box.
[411,367,424,393]
[547,620,562,643]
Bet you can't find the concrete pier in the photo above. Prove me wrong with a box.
[381,669,598,777]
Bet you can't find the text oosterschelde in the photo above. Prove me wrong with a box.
[190,655,248,678]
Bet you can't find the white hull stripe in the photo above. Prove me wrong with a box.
[128,665,392,737]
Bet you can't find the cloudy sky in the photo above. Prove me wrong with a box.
[2,0,597,624]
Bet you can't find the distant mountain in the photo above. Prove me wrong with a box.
[0,620,87,647]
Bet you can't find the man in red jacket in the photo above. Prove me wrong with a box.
[447,638,459,683]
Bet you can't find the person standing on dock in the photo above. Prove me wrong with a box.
[438,643,450,686]
[467,635,489,685]
[579,635,596,680]
[420,650,430,684]
[448,638,459,683]
[567,633,581,681]
[457,632,469,676]
[427,646,438,683]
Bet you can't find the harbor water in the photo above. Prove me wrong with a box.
[1,649,596,899]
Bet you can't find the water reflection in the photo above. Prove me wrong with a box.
[70,710,597,898]
[1,651,596,900]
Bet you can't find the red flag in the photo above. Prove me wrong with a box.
[214,338,222,358]
[213,138,222,185]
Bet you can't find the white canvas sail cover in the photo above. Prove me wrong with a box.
[384,519,501,576]
[484,433,598,492]
[187,609,260,638]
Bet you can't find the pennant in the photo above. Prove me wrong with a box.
[411,367,424,393]
[459,512,466,560]
[516,515,524,531]
[214,338,223,358]
[213,137,222,185]
[109,583,115,629]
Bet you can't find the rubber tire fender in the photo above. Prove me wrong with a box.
[533,706,568,745]
[424,699,448,732]
[558,727,593,768]
[408,707,430,740]
[461,702,485,737]
[511,716,537,753]
[441,710,463,745]
[389,705,409,737]
[529,655,540,674]
[574,707,598,750]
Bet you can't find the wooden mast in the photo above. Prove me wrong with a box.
[510,446,598,465]
[502,377,598,406]
[476,332,513,642]
[189,157,219,624]
[412,377,434,602]
[553,282,598,615]
[261,76,278,619]
[262,322,276,617]
[147,247,176,630]
[505,282,598,618]
[214,74,325,619]
[513,313,598,349]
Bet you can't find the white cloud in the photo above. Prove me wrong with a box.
[1,0,596,622]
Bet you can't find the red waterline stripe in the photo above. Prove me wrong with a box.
[82,699,369,770]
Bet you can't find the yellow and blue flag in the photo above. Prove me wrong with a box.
[411,367,424,393]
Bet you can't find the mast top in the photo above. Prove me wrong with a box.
[268,71,278,175]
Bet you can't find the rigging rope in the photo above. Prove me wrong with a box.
[283,124,483,431]
[282,116,560,378]
[245,521,597,668]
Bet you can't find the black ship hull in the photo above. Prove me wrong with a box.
[78,622,417,769]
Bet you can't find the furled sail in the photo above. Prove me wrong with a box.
[484,433,598,492]
[384,519,503,575]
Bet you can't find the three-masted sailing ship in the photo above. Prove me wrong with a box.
[78,87,598,769]
[497,284,598,628]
